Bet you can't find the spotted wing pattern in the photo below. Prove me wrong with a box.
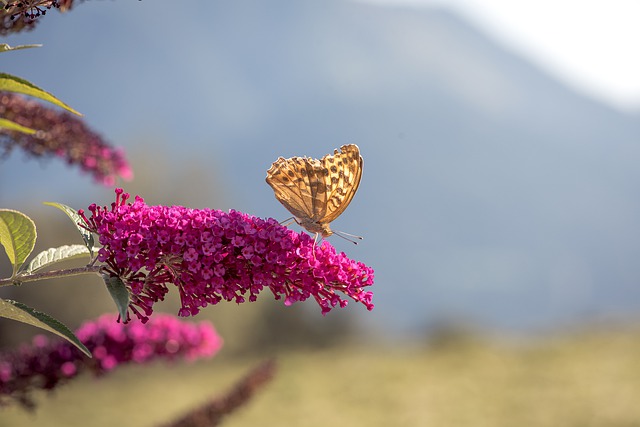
[265,144,363,237]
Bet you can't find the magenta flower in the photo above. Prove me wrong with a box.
[79,189,374,323]
[0,313,222,408]
[0,92,133,186]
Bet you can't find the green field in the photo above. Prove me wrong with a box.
[3,327,640,427]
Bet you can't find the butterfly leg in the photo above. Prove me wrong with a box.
[311,233,321,260]
[279,216,297,226]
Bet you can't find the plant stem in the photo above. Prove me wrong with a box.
[0,265,102,287]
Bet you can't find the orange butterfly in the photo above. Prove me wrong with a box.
[266,144,363,242]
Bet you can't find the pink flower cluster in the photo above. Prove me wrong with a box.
[0,92,133,186]
[1,0,81,35]
[0,314,222,408]
[0,1,57,34]
[79,189,374,323]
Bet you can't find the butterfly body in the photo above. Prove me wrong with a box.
[266,144,363,239]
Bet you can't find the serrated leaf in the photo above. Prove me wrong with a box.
[0,118,37,134]
[43,202,95,258]
[103,275,130,320]
[0,43,42,52]
[25,244,91,274]
[0,299,91,357]
[0,209,37,278]
[0,73,81,116]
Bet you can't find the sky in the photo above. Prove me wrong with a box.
[361,0,640,112]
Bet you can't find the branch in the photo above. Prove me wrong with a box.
[0,265,102,287]
[163,359,278,427]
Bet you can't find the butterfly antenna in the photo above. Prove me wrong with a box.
[334,230,363,245]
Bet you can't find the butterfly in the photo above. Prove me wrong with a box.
[265,144,363,243]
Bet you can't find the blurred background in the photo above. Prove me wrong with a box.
[1,1,640,425]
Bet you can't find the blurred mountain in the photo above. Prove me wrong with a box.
[2,0,640,335]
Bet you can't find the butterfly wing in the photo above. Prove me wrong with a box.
[319,144,363,224]
[266,155,324,221]
[266,144,362,236]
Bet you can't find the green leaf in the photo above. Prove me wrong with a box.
[103,274,130,321]
[0,43,42,52]
[0,117,37,134]
[0,73,81,116]
[0,299,91,358]
[0,209,37,278]
[43,202,95,259]
[25,244,91,274]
